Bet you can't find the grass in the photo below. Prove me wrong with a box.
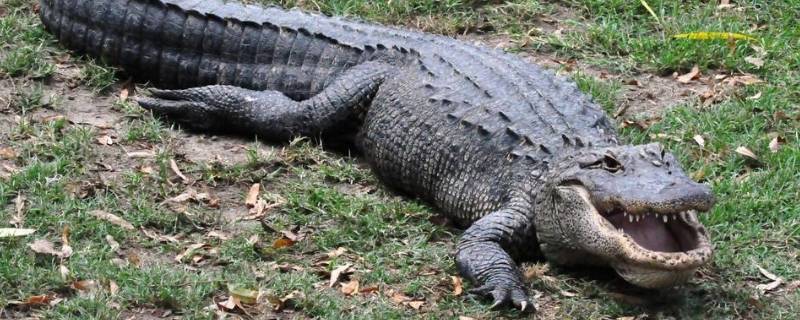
[1,0,798,319]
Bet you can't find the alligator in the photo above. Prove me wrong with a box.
[39,0,716,311]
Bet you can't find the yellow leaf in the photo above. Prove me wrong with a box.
[638,0,660,23]
[673,32,757,41]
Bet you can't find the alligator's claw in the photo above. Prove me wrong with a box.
[136,88,226,131]
[469,282,534,312]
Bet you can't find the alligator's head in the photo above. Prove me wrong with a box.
[533,143,714,288]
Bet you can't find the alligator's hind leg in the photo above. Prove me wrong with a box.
[137,61,392,140]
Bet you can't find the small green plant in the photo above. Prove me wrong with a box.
[79,60,118,93]
[0,44,55,78]
[10,83,49,113]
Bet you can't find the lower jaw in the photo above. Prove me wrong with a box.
[614,264,697,289]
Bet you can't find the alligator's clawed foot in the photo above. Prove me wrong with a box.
[469,283,534,312]
[136,88,229,131]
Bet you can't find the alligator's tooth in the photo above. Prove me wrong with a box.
[673,214,677,220]
[663,215,669,223]
[629,215,633,223]
[655,213,659,218]
[635,215,640,222]
[623,212,627,217]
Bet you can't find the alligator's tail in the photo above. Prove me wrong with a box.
[38,0,364,97]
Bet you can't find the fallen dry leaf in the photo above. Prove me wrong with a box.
[280,230,302,242]
[769,136,783,153]
[105,235,120,252]
[265,290,304,311]
[677,65,701,84]
[785,280,800,292]
[71,279,99,293]
[108,280,119,296]
[29,239,62,257]
[329,264,353,287]
[139,165,154,174]
[727,74,764,86]
[217,295,242,312]
[326,247,347,258]
[126,151,154,158]
[14,295,51,307]
[90,210,135,230]
[747,91,762,100]
[117,79,135,102]
[96,135,114,146]
[0,147,17,159]
[340,279,360,296]
[272,237,296,249]
[757,265,781,282]
[389,290,411,304]
[170,159,188,182]
[693,135,706,148]
[756,264,784,293]
[451,276,463,296]
[175,243,206,263]
[0,228,35,238]
[11,194,25,226]
[207,230,230,241]
[119,88,129,102]
[407,300,425,310]
[735,146,758,160]
[245,183,261,208]
[560,290,578,297]
[168,189,201,203]
[745,56,764,68]
[140,228,180,243]
[228,285,259,305]
[60,226,73,258]
[359,285,380,294]
[60,265,69,280]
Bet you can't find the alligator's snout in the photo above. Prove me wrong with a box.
[593,179,715,216]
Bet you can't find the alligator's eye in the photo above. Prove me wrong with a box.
[578,154,623,173]
[601,154,623,173]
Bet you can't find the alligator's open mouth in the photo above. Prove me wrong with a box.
[561,184,714,288]
[602,208,701,253]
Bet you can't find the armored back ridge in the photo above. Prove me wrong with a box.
[40,0,716,311]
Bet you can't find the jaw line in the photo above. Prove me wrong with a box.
[558,184,713,272]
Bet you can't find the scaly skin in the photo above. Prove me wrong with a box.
[40,0,717,312]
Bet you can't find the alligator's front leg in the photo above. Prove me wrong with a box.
[137,61,392,140]
[456,208,534,312]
